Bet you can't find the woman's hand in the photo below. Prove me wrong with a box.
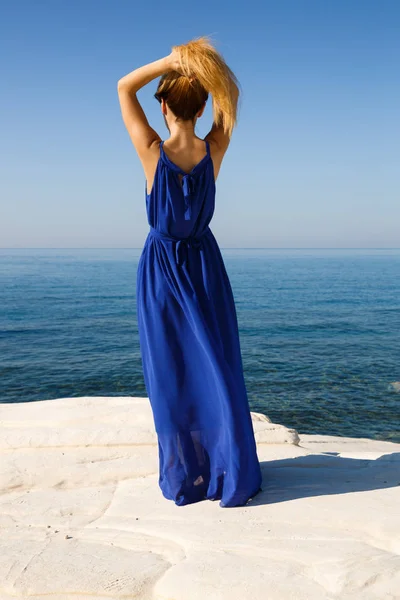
[166,49,184,74]
[165,48,196,82]
[167,49,197,81]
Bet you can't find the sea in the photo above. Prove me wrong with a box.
[0,247,399,443]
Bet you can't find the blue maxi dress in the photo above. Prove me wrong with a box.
[136,139,262,507]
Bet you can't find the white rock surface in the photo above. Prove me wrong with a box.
[0,395,399,599]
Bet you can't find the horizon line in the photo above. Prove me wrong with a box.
[0,247,399,251]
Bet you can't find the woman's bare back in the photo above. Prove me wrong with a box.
[144,137,225,197]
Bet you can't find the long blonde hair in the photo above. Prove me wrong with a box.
[154,36,240,138]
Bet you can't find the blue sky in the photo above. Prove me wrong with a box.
[1,0,398,248]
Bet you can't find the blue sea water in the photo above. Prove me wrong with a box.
[0,247,399,443]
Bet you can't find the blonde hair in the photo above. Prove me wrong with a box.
[154,36,240,138]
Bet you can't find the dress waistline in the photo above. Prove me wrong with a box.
[148,226,208,266]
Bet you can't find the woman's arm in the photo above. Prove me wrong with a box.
[117,54,175,94]
[117,54,177,156]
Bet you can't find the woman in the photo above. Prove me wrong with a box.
[117,36,262,507]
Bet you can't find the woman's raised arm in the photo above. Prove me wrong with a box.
[117,54,173,158]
